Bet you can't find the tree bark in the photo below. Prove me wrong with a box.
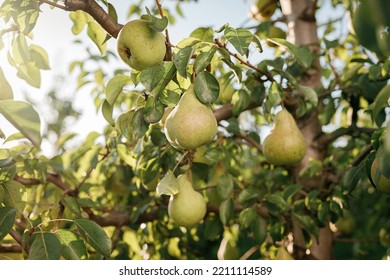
[279,0,333,259]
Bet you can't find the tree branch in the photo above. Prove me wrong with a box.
[0,243,23,254]
[64,0,123,38]
[9,229,29,254]
[39,0,67,10]
[214,39,275,83]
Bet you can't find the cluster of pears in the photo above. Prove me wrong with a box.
[117,19,166,71]
[262,108,306,165]
[164,85,218,150]
[168,173,207,228]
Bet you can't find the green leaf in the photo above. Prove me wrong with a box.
[238,188,261,204]
[74,218,112,257]
[141,62,177,98]
[271,39,313,68]
[219,198,234,225]
[232,90,250,116]
[0,100,41,147]
[298,85,318,108]
[2,180,26,213]
[267,82,283,107]
[11,0,39,35]
[216,174,234,201]
[16,61,41,88]
[12,34,29,65]
[55,229,88,260]
[0,207,16,241]
[224,27,253,56]
[117,109,149,142]
[292,213,319,242]
[0,66,13,100]
[190,27,214,42]
[194,71,219,103]
[105,74,130,105]
[282,184,302,201]
[29,44,50,70]
[156,173,180,196]
[264,194,287,215]
[173,46,193,78]
[69,10,88,35]
[102,99,114,126]
[194,46,217,74]
[204,218,223,241]
[29,232,62,260]
[239,208,257,229]
[61,197,82,217]
[0,157,16,183]
[142,7,168,32]
[143,96,164,123]
[107,3,118,23]
[342,160,365,192]
[251,216,267,245]
[87,21,107,54]
[372,85,390,126]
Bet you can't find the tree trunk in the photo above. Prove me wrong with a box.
[279,0,333,259]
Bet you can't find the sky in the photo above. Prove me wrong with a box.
[0,0,342,154]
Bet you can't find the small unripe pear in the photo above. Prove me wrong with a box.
[276,247,294,260]
[117,19,166,71]
[370,159,390,194]
[164,86,218,150]
[250,0,277,22]
[168,174,207,227]
[262,109,306,165]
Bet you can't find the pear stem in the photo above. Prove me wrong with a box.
[155,0,173,60]
[172,151,189,173]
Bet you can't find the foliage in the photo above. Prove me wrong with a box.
[0,0,389,260]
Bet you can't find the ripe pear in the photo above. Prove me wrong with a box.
[117,19,166,71]
[262,109,306,165]
[370,159,390,194]
[168,173,207,227]
[164,86,218,150]
[276,247,294,260]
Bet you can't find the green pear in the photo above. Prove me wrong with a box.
[262,109,306,165]
[370,159,390,194]
[379,228,390,247]
[276,247,294,260]
[334,209,356,234]
[218,79,235,104]
[164,86,218,150]
[217,235,240,260]
[117,19,166,71]
[250,0,277,22]
[168,173,207,227]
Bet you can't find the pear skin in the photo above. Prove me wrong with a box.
[117,19,166,71]
[276,247,294,260]
[263,109,306,165]
[370,159,390,194]
[164,86,218,150]
[168,173,207,227]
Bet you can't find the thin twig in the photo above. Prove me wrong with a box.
[39,0,67,10]
[214,38,275,83]
[240,245,260,260]
[155,0,173,60]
